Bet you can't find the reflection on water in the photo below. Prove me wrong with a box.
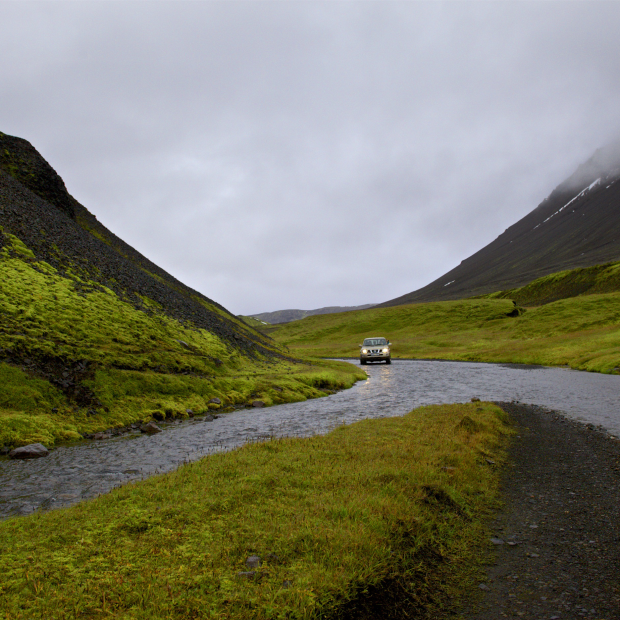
[1,359,619,519]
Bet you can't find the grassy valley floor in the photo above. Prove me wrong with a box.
[269,293,620,374]
[0,402,511,619]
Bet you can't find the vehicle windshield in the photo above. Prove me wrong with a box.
[363,338,387,346]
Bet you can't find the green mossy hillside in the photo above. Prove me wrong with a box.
[0,402,512,619]
[0,234,364,448]
[479,260,620,306]
[269,291,620,373]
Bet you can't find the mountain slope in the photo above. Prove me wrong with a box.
[379,140,620,307]
[0,132,363,448]
[0,131,264,352]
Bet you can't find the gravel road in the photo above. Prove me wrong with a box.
[466,402,620,620]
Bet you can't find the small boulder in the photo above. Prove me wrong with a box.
[246,555,261,569]
[186,409,194,417]
[251,400,265,408]
[140,422,162,435]
[236,571,256,581]
[208,397,221,405]
[203,414,215,422]
[93,432,112,440]
[9,443,49,459]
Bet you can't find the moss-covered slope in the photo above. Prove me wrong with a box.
[0,132,263,352]
[0,132,364,448]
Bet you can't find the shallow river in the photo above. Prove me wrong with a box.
[1,359,619,519]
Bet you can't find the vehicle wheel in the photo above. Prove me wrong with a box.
[385,358,391,365]
[360,359,366,365]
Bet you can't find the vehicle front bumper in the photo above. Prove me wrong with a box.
[360,351,390,361]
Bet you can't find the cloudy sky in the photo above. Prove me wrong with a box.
[2,1,620,315]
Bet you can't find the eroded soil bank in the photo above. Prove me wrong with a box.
[463,402,620,620]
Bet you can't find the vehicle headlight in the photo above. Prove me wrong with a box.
[361,349,367,354]
[382,348,389,353]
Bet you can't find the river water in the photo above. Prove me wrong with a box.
[1,359,619,519]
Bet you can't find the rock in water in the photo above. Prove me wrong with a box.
[140,422,162,435]
[9,443,49,459]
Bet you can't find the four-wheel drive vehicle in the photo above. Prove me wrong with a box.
[359,337,391,364]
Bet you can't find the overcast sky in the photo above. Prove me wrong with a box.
[2,1,620,315]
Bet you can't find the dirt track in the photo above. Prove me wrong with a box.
[466,402,620,620]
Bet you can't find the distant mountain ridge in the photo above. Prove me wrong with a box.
[378,140,620,307]
[250,304,377,325]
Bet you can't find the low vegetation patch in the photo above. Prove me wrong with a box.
[0,234,364,448]
[0,401,512,619]
[270,286,620,373]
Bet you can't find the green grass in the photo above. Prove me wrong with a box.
[269,292,620,373]
[0,401,512,619]
[0,233,364,448]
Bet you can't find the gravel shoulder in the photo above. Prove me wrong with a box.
[465,402,620,620]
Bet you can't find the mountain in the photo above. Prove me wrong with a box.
[378,140,620,307]
[0,131,362,449]
[250,304,378,325]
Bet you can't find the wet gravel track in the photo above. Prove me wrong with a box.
[462,402,620,620]
[1,359,619,520]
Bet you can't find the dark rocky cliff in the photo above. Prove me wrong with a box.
[379,140,620,307]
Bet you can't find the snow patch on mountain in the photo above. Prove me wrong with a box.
[537,178,601,228]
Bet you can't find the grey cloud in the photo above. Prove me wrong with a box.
[2,2,620,313]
